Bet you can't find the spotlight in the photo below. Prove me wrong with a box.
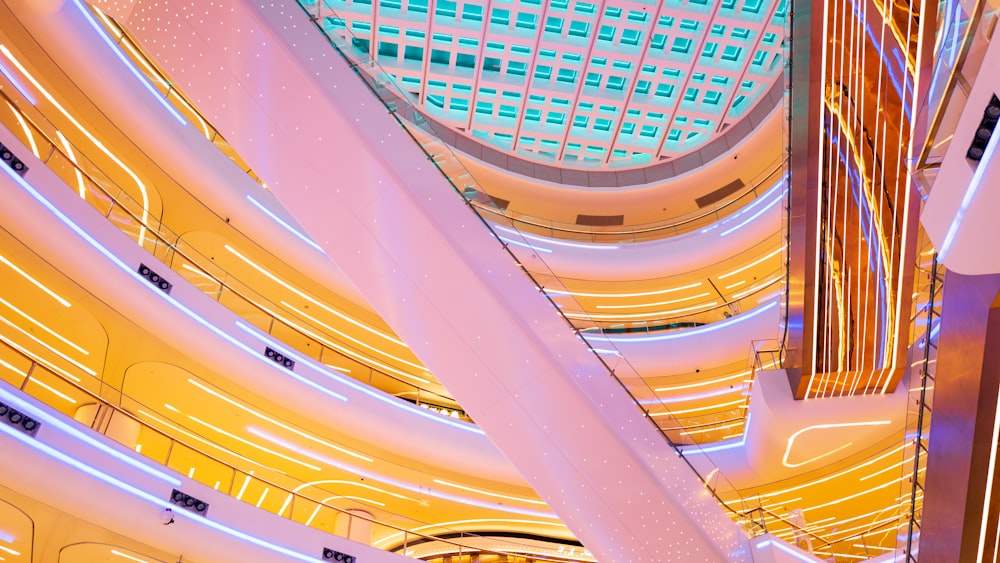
[264,346,295,371]
[168,489,209,516]
[322,548,356,563]
[967,94,1000,161]
[0,142,28,177]
[0,402,40,437]
[137,263,173,294]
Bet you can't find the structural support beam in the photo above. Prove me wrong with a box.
[921,271,1000,561]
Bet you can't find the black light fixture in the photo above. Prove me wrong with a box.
[322,548,356,563]
[967,94,1000,161]
[264,346,296,371]
[0,401,41,437]
[168,489,209,516]
[0,142,29,177]
[137,263,173,294]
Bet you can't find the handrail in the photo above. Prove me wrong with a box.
[913,0,990,174]
[90,6,269,191]
[573,267,784,334]
[902,244,943,561]
[0,334,582,562]
[467,159,787,243]
[0,86,464,412]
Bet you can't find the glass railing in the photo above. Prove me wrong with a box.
[465,160,786,244]
[0,87,463,413]
[898,229,942,561]
[913,0,996,198]
[569,266,784,334]
[0,335,586,562]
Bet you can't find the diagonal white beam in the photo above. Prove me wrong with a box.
[108,0,754,560]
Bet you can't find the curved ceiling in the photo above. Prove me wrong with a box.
[317,0,788,172]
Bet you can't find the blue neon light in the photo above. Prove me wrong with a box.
[494,225,618,250]
[681,413,751,454]
[0,385,180,486]
[701,179,785,235]
[0,420,319,562]
[719,189,786,237]
[71,0,187,126]
[0,530,14,543]
[938,123,1000,260]
[754,538,823,562]
[245,194,326,254]
[587,300,779,343]
[498,236,552,254]
[0,59,36,105]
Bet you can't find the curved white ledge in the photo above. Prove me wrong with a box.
[496,180,785,282]
[5,0,370,307]
[921,32,1000,275]
[681,369,908,488]
[0,126,527,491]
[585,299,782,377]
[0,382,409,563]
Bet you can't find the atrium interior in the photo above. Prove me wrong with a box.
[0,0,996,562]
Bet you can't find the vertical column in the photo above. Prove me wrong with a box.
[920,271,1000,560]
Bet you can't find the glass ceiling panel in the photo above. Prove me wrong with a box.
[313,0,786,170]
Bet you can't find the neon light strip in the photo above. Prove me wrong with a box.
[433,479,546,505]
[588,300,778,343]
[0,385,179,485]
[0,45,152,247]
[717,246,785,279]
[0,254,71,307]
[0,314,96,376]
[187,378,373,463]
[493,226,618,250]
[245,195,325,254]
[110,549,152,563]
[27,377,78,404]
[595,292,711,310]
[0,295,89,355]
[655,371,750,392]
[977,372,1000,563]
[248,427,555,518]
[224,244,405,345]
[545,282,703,299]
[233,320,482,434]
[498,236,552,254]
[754,539,825,562]
[55,130,87,198]
[294,479,418,502]
[719,190,787,237]
[0,58,35,105]
[70,0,186,126]
[0,420,321,562]
[136,408,284,473]
[939,119,1000,260]
[7,100,39,158]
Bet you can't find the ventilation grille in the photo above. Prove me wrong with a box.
[576,214,625,226]
[695,179,745,208]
